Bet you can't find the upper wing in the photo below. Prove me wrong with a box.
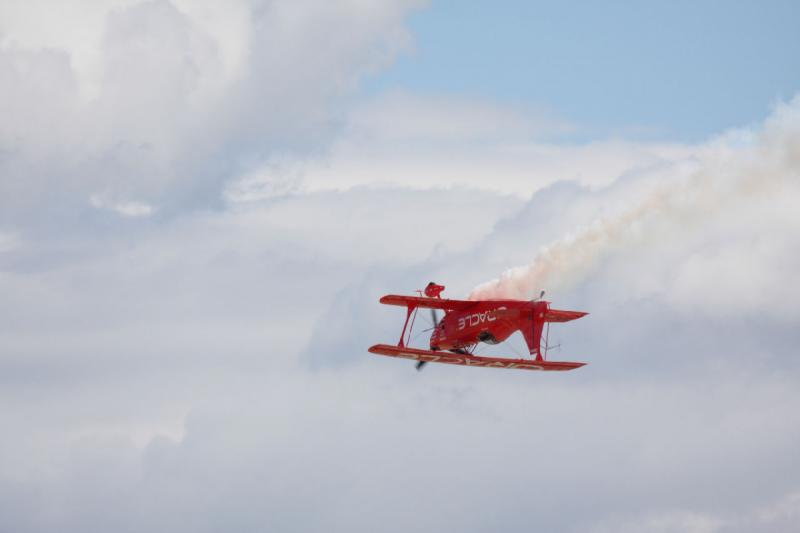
[544,309,588,322]
[379,294,475,311]
[379,295,588,319]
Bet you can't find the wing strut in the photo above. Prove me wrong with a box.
[398,304,418,348]
[544,320,550,360]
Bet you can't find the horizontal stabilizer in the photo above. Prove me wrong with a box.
[544,309,588,323]
[369,344,585,372]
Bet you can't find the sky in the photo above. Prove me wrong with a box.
[367,0,800,141]
[0,1,799,532]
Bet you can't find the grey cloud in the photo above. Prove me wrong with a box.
[3,368,799,533]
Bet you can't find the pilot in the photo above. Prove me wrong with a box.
[424,282,445,298]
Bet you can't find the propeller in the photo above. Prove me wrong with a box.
[417,308,440,372]
[415,282,446,372]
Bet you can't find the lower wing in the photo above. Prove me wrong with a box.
[369,344,585,371]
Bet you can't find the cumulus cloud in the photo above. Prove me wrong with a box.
[1,3,799,532]
[468,97,800,316]
[0,0,421,225]
[227,90,693,198]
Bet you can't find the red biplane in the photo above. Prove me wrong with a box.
[369,282,588,371]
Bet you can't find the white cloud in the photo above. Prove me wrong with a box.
[345,90,576,143]
[1,3,799,531]
[468,96,800,318]
[0,0,421,223]
[90,193,154,217]
[587,510,724,533]
[3,112,800,531]
[231,90,693,198]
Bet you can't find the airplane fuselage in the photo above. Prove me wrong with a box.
[430,300,549,355]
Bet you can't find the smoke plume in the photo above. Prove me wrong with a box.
[469,97,800,301]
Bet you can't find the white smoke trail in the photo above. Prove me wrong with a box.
[468,97,800,301]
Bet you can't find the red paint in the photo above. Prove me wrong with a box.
[369,284,588,372]
[368,345,585,371]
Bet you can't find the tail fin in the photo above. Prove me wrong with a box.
[520,302,547,360]
[520,304,588,359]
